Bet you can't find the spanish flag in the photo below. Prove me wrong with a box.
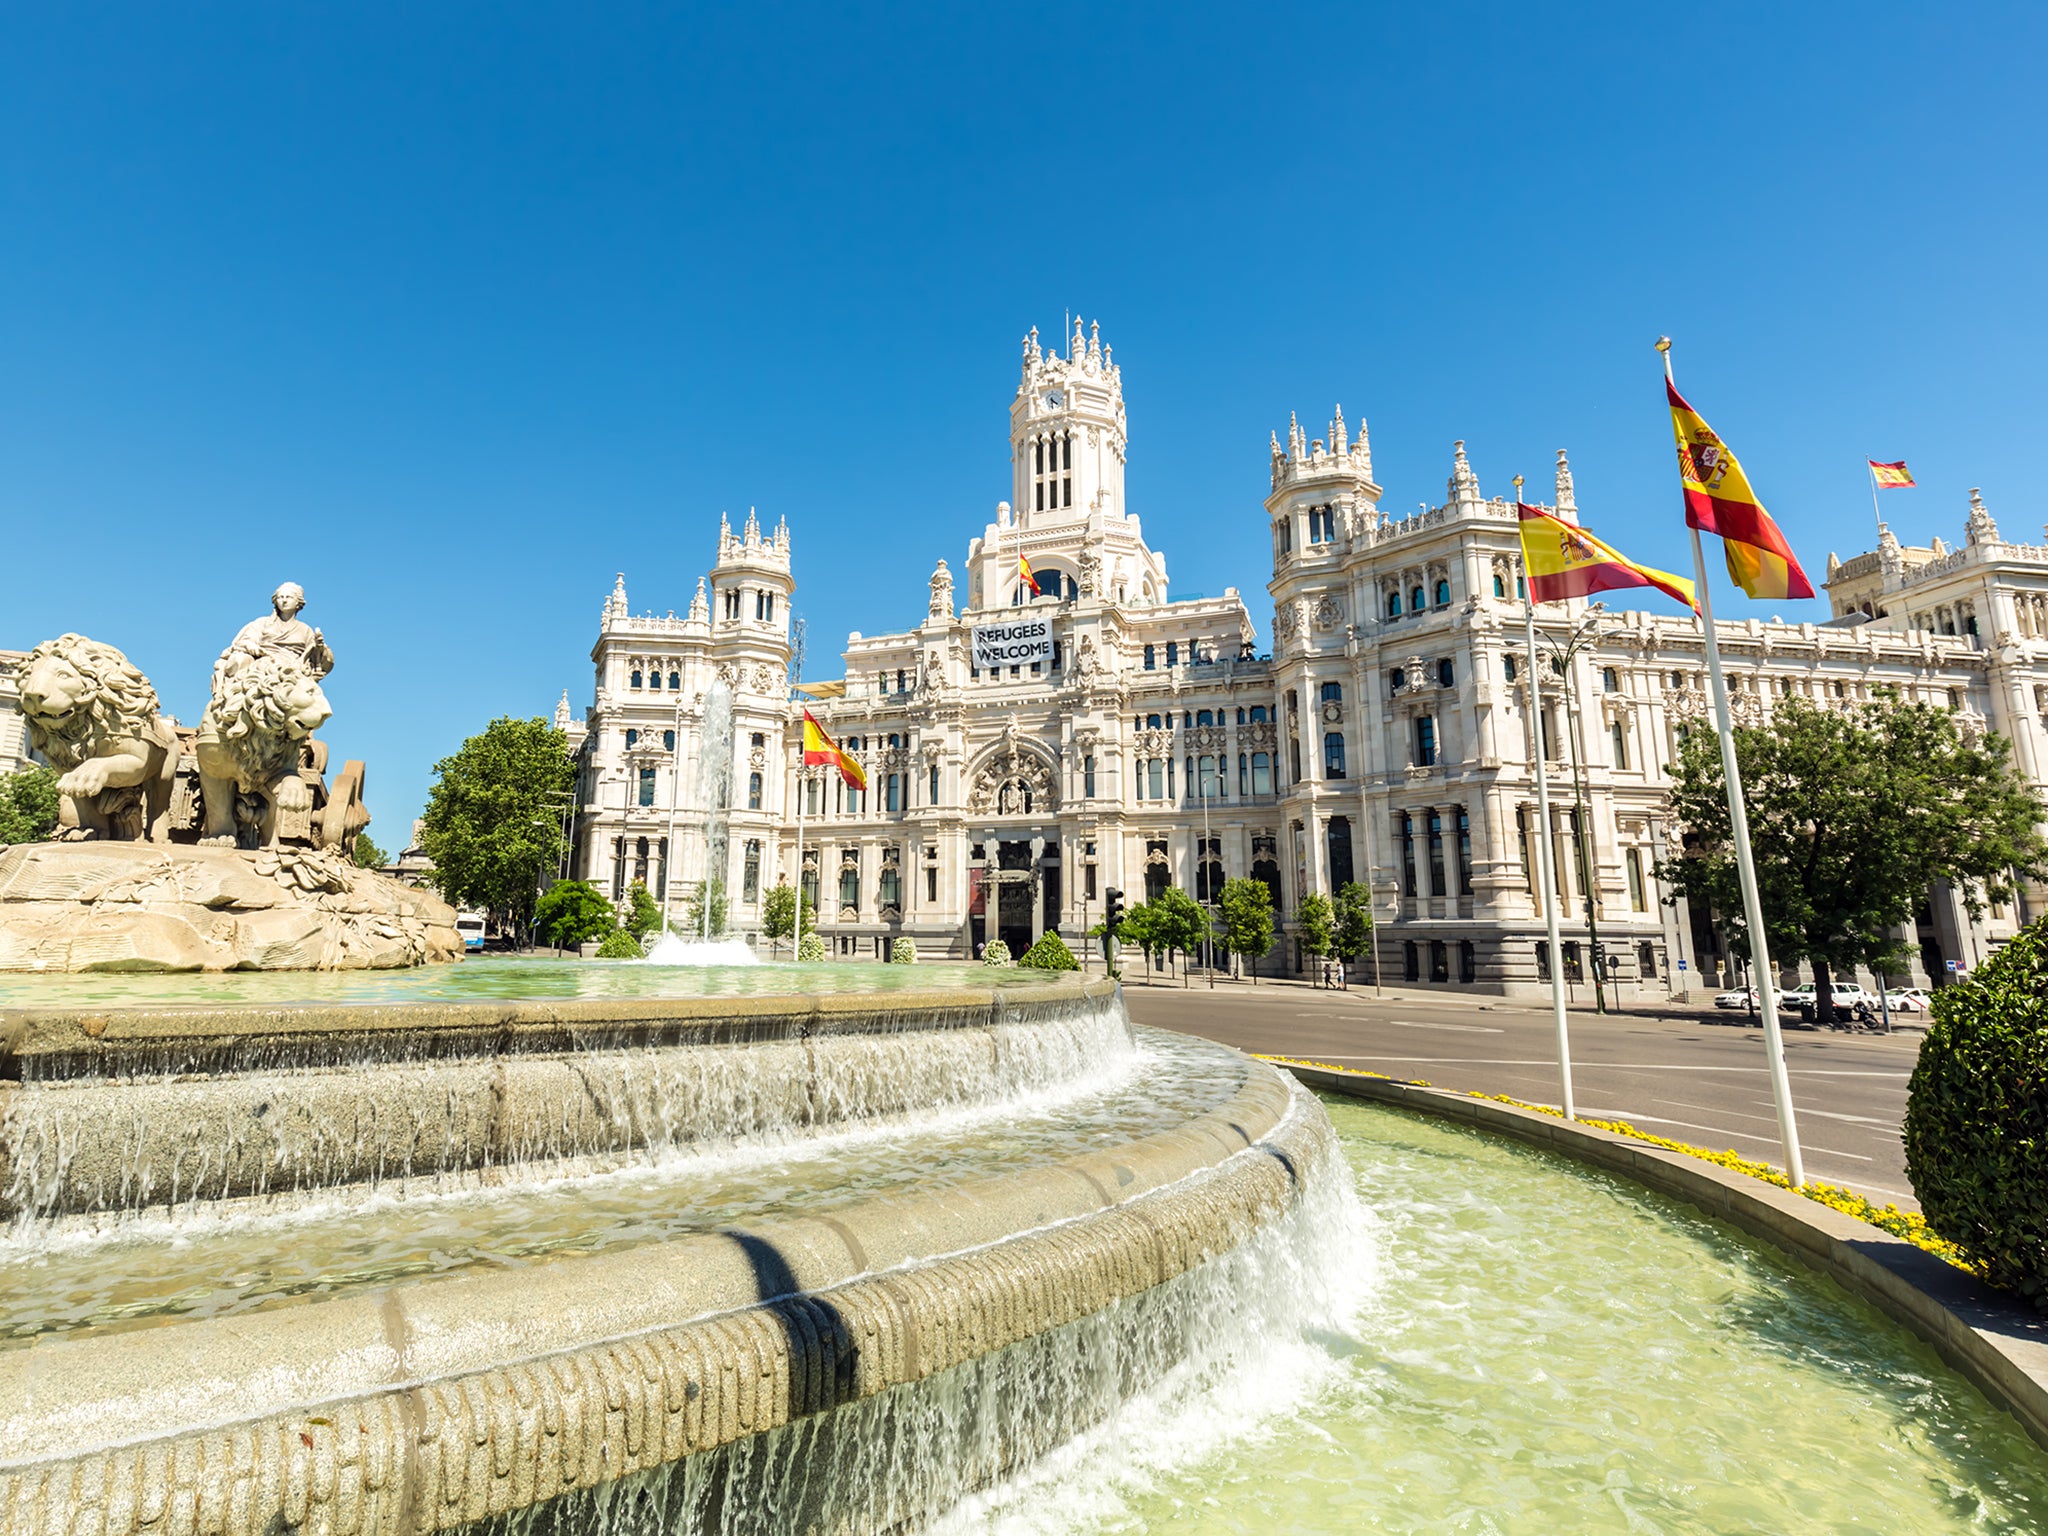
[802,710,868,791]
[1518,503,1697,613]
[1667,381,1815,600]
[1018,553,1040,596]
[1869,459,1916,490]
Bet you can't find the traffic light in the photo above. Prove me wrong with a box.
[1104,887,1125,931]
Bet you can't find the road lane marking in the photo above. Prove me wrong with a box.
[1582,1109,1875,1159]
[1291,1015,1504,1034]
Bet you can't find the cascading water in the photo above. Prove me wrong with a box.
[689,674,735,944]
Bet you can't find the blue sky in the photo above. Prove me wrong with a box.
[4,4,2042,840]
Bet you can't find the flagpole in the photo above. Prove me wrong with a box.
[1517,474,1576,1121]
[1867,459,1884,542]
[1660,337,1806,1188]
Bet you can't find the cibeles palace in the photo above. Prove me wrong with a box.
[557,319,2047,996]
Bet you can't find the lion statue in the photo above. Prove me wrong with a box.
[194,653,334,848]
[16,634,179,841]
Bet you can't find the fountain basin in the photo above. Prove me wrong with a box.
[0,1032,1329,1533]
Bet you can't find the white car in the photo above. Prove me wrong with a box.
[1714,988,1758,1010]
[1884,988,1932,1014]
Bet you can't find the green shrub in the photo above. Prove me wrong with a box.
[797,930,827,962]
[890,937,917,965]
[981,938,1012,966]
[1905,917,2048,1306]
[595,928,643,959]
[1017,932,1079,971]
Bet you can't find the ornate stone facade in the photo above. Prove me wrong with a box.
[564,322,2043,990]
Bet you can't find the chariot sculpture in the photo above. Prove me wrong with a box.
[15,584,372,852]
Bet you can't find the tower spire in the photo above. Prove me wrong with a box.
[1449,441,1482,509]
[1553,448,1578,523]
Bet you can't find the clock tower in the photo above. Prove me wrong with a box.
[1009,318,1128,528]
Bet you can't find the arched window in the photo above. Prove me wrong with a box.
[1602,667,1620,692]
[1197,709,1215,726]
[1323,732,1347,778]
[630,670,643,689]
[625,729,639,748]
[1389,667,1405,691]
[649,671,662,691]
[743,840,761,902]
[748,771,763,810]
[1415,716,1437,767]
[1493,573,1507,598]
[1437,658,1455,687]
[1411,585,1426,613]
[1434,579,1451,606]
[663,729,676,751]
[1386,590,1401,618]
[1249,705,1268,722]
[668,671,680,690]
[838,861,859,912]
[1320,681,1343,702]
[1504,655,1517,681]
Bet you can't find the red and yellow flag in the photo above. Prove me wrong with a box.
[1018,554,1040,596]
[1667,381,1814,600]
[1869,459,1916,489]
[801,710,868,791]
[1517,504,1697,612]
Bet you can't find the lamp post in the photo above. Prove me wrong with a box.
[1533,603,1616,1013]
[1199,753,1216,988]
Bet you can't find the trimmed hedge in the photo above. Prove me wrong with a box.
[1905,916,2048,1307]
[797,930,827,962]
[890,937,917,965]
[981,939,1012,966]
[595,928,644,959]
[1018,932,1079,971]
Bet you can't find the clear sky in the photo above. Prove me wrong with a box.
[4,4,2043,841]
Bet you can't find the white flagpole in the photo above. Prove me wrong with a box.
[1517,476,1576,1120]
[1867,459,1885,541]
[1661,337,1806,1188]
[792,756,807,960]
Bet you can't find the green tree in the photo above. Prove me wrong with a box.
[1116,900,1162,980]
[420,717,575,941]
[1666,694,2048,1023]
[761,882,815,957]
[1214,876,1276,983]
[351,831,390,869]
[1297,891,1336,980]
[534,879,616,949]
[0,765,60,845]
[1334,881,1375,982]
[626,880,667,940]
[681,878,727,939]
[1151,886,1210,987]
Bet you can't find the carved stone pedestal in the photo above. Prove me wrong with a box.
[0,842,461,972]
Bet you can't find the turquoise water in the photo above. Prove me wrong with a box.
[0,954,1076,1009]
[938,1095,2048,1535]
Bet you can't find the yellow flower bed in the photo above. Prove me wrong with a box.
[1258,1054,1972,1273]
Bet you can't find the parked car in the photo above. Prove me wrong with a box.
[1782,980,1875,1020]
[1714,988,1758,1010]
[1884,988,1932,1014]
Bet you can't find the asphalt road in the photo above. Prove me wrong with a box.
[1123,978,1926,1208]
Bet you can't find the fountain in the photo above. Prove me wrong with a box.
[0,599,2042,1531]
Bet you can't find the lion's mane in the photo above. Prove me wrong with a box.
[19,634,165,770]
[204,654,326,786]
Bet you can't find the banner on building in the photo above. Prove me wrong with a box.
[972,616,1053,669]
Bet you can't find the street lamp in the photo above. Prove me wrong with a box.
[1533,603,1617,1013]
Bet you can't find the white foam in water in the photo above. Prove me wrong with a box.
[637,934,761,966]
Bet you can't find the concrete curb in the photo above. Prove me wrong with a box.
[1279,1062,2048,1453]
[0,1058,1332,1535]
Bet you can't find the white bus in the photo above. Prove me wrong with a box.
[456,911,487,954]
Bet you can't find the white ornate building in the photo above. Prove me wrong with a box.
[0,651,37,777]
[565,320,2043,993]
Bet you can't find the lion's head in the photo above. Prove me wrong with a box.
[206,654,333,784]
[17,635,165,771]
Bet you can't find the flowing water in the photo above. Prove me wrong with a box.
[639,935,760,966]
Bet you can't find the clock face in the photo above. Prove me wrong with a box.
[1045,390,1064,408]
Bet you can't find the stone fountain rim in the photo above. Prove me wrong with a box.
[0,1048,1303,1478]
[0,974,1118,1073]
